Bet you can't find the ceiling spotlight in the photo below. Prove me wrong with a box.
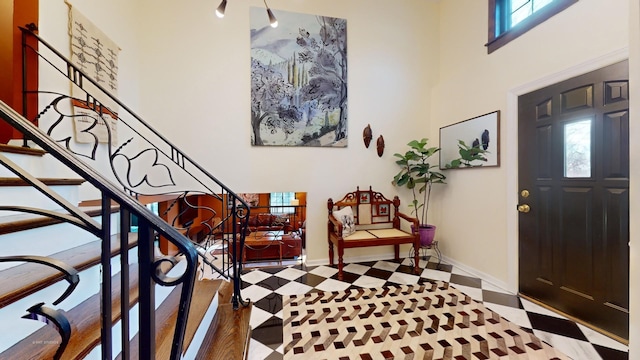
[215,0,227,18]
[264,0,278,28]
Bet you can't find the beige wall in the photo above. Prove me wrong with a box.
[132,0,441,265]
[38,0,440,262]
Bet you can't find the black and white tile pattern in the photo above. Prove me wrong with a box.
[241,258,628,360]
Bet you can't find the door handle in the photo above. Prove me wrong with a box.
[517,204,530,213]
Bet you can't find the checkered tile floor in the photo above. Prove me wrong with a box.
[241,257,628,360]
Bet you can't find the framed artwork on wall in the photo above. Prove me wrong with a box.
[439,111,500,169]
[250,8,347,147]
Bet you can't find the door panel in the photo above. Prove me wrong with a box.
[518,60,629,339]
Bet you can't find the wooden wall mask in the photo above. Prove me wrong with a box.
[363,124,372,148]
[376,135,384,157]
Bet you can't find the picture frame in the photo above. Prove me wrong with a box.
[439,110,500,169]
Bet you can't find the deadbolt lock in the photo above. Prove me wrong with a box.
[520,190,530,198]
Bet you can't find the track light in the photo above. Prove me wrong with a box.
[216,0,277,28]
[264,0,278,28]
[215,0,227,18]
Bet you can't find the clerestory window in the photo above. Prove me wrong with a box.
[487,0,578,53]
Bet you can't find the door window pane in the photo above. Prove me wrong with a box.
[564,120,591,178]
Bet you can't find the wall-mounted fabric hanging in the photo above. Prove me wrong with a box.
[67,2,120,144]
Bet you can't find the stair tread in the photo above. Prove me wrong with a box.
[0,264,140,360]
[0,205,120,235]
[0,233,137,307]
[0,144,45,156]
[0,177,85,186]
[196,299,252,360]
[117,277,224,359]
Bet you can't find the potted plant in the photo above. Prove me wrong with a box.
[392,138,446,246]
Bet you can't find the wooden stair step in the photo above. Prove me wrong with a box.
[116,277,224,359]
[0,177,85,186]
[0,205,120,236]
[0,264,140,360]
[0,144,45,156]
[196,281,252,360]
[0,233,137,307]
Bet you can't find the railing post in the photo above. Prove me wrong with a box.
[138,219,156,360]
[100,194,113,359]
[120,208,131,359]
[21,25,28,148]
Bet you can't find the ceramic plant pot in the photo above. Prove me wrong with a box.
[417,224,436,247]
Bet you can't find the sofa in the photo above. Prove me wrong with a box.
[244,213,292,234]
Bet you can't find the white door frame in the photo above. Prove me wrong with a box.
[505,47,630,293]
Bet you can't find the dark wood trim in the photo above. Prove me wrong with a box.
[0,177,85,186]
[486,0,579,54]
[0,143,45,156]
[0,0,38,143]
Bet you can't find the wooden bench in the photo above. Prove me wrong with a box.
[327,186,420,280]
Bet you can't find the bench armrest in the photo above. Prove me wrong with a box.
[396,212,419,233]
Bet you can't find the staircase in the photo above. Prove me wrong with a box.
[0,26,252,360]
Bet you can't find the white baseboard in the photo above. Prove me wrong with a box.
[441,255,513,294]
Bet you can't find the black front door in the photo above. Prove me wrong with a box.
[518,60,629,339]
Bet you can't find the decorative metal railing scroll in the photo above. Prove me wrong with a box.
[19,26,250,298]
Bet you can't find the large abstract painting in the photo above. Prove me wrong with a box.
[250,8,347,147]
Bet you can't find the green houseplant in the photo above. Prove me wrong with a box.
[392,138,446,246]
